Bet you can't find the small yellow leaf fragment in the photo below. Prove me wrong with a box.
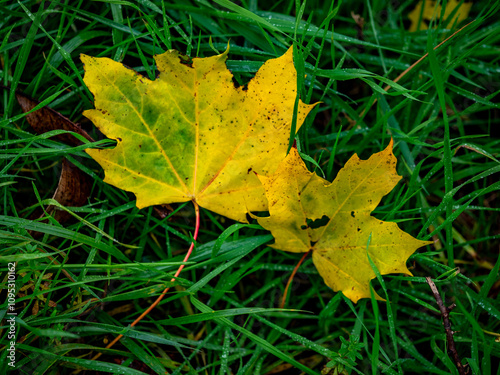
[257,141,432,303]
[408,0,472,32]
[81,47,316,222]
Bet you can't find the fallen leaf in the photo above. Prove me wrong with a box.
[16,91,94,146]
[256,141,432,302]
[18,272,57,315]
[14,91,93,229]
[47,159,92,223]
[408,0,472,32]
[81,47,315,222]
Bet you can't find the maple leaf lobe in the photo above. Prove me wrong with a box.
[256,142,432,303]
[82,47,316,222]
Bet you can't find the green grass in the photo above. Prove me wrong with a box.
[1,0,500,374]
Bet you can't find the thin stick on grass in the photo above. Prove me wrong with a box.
[425,276,469,375]
[358,20,475,120]
[280,250,311,309]
[85,201,200,364]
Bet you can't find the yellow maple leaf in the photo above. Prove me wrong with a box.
[408,0,472,32]
[81,47,315,222]
[256,142,432,302]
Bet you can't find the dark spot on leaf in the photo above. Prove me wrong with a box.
[178,54,193,67]
[350,211,355,218]
[117,137,122,141]
[301,215,330,230]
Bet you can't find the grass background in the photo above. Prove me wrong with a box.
[1,0,499,374]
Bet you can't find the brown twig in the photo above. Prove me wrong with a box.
[280,250,311,309]
[425,276,469,375]
[71,201,201,373]
[358,20,476,120]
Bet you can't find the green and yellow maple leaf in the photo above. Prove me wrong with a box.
[82,47,315,222]
[256,142,432,302]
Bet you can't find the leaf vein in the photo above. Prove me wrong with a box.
[101,73,190,193]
